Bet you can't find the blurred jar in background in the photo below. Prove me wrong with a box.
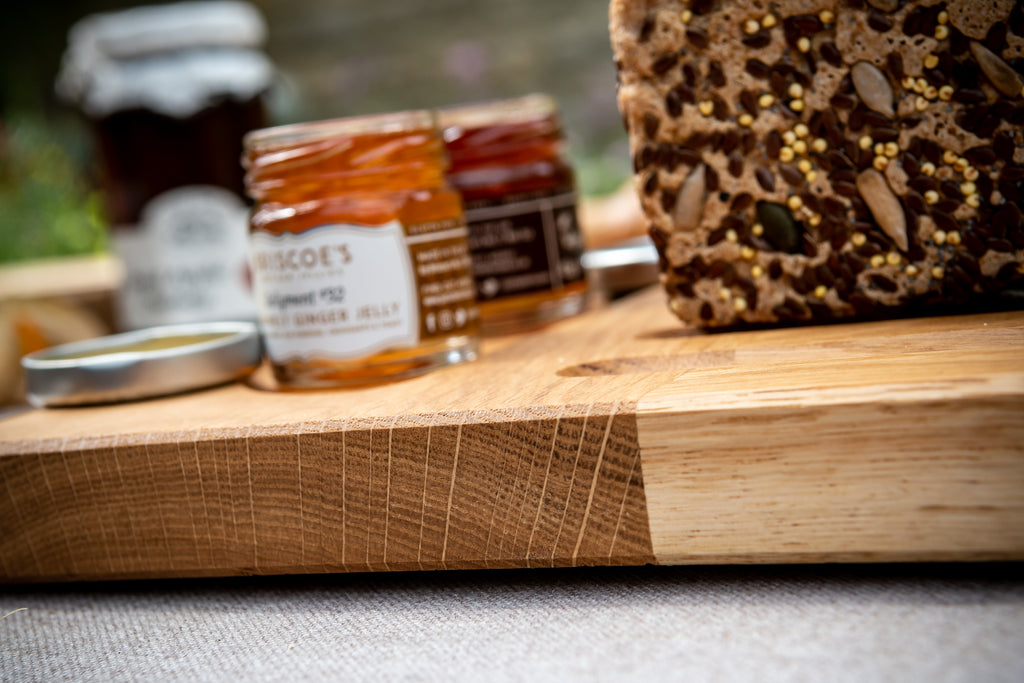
[57,0,273,330]
[440,95,587,335]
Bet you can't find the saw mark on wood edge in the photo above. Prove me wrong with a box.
[295,433,304,566]
[56,437,85,576]
[111,435,146,571]
[526,411,562,561]
[386,418,401,571]
[142,434,172,571]
[441,422,464,563]
[574,403,618,562]
[79,438,115,574]
[244,432,257,570]
[33,441,77,576]
[416,426,430,571]
[610,420,644,562]
[4,458,42,576]
[552,407,594,565]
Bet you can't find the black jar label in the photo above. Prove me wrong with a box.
[463,186,585,301]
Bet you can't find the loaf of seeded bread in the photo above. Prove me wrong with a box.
[610,0,1024,325]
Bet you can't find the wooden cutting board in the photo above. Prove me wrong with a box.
[2,286,1023,583]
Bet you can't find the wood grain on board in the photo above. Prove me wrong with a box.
[2,287,1023,582]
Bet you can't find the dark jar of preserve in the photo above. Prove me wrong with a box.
[243,111,480,388]
[57,0,272,330]
[439,94,587,334]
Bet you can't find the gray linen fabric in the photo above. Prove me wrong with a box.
[2,564,1023,682]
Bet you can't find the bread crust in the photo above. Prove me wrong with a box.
[611,0,1024,325]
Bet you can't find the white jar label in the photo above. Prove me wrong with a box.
[113,185,256,329]
[249,221,419,362]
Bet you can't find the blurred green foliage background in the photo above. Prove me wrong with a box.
[0,0,630,264]
[0,116,108,262]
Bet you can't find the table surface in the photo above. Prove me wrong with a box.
[4,291,1023,679]
[2,563,1022,682]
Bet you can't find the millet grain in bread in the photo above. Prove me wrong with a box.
[610,0,1024,326]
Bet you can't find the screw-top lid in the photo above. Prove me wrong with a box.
[21,321,261,407]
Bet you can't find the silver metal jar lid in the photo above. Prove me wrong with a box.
[582,237,659,300]
[21,321,261,407]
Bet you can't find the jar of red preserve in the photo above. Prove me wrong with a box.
[439,95,587,334]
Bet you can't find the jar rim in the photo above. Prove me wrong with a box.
[437,93,558,133]
[244,110,437,151]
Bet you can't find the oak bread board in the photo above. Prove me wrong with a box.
[2,286,1022,583]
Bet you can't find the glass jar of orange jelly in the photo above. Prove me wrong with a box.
[439,95,586,334]
[243,111,479,387]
